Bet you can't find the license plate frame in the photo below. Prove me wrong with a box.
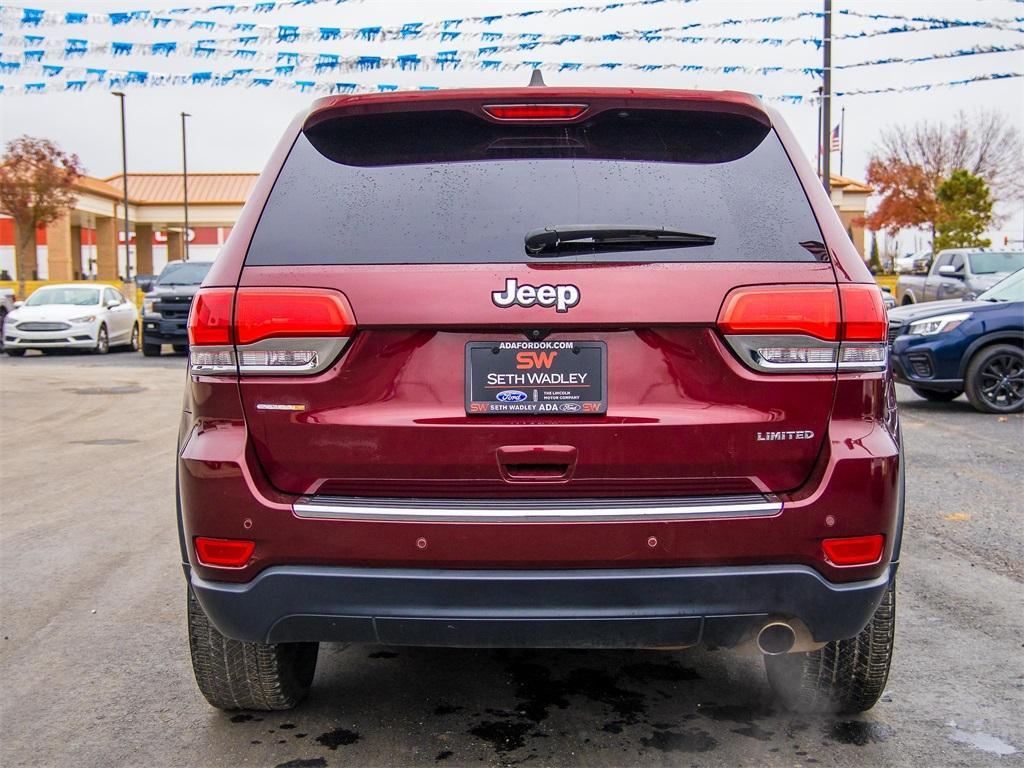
[465,340,607,415]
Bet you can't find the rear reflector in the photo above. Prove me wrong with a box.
[718,286,840,341]
[187,288,234,346]
[194,537,255,568]
[822,534,884,566]
[482,103,589,121]
[234,288,355,345]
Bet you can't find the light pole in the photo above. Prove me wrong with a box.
[111,91,132,281]
[181,112,191,261]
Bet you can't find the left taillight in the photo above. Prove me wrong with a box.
[717,283,888,373]
[187,287,356,376]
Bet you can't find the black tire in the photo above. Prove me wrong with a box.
[5,349,25,357]
[94,324,109,355]
[173,344,189,355]
[900,296,914,306]
[126,323,140,352]
[142,342,162,357]
[910,386,962,402]
[964,343,1024,414]
[187,588,318,711]
[765,579,895,714]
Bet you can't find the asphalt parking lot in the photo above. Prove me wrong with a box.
[1,351,1021,767]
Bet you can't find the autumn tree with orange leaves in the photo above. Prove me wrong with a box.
[863,110,1022,247]
[0,136,83,295]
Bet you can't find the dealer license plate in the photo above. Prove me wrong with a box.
[465,341,607,415]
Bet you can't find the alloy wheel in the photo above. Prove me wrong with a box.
[978,352,1024,409]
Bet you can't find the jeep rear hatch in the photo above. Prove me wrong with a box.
[225,92,854,498]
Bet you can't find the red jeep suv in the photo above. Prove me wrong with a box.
[179,86,901,714]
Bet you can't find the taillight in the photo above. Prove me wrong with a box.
[482,103,589,121]
[187,288,233,346]
[194,536,255,568]
[718,286,839,340]
[718,284,888,373]
[187,287,356,376]
[234,288,354,345]
[822,534,885,566]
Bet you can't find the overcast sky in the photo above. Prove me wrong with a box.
[2,0,1022,249]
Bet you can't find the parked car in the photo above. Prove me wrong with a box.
[179,86,901,714]
[141,260,213,356]
[0,286,14,316]
[894,252,930,275]
[888,268,1023,412]
[0,287,14,338]
[880,285,896,310]
[3,283,138,356]
[895,248,1024,305]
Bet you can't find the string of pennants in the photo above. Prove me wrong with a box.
[3,44,1022,81]
[3,2,1021,45]
[3,66,1019,101]
[0,0,1021,98]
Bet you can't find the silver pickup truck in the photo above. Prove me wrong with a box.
[895,248,1024,305]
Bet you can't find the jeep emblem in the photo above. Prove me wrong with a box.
[492,278,580,313]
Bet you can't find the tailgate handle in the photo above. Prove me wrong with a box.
[497,445,577,482]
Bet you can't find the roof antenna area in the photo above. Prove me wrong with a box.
[528,69,546,87]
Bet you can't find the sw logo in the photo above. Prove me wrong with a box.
[516,351,558,370]
[492,278,580,313]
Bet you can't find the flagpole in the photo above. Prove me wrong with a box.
[840,105,845,177]
[816,87,823,180]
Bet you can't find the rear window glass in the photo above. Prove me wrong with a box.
[246,108,823,266]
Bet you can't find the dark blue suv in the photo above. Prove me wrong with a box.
[888,269,1024,413]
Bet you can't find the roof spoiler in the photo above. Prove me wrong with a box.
[303,87,770,133]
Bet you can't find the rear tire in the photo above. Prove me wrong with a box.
[765,579,895,714]
[187,588,318,711]
[5,349,25,357]
[964,344,1024,414]
[142,342,161,357]
[127,324,140,352]
[910,386,961,402]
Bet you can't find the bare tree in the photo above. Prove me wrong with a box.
[0,136,83,295]
[875,110,1024,202]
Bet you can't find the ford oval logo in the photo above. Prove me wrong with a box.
[559,403,583,412]
[496,389,528,403]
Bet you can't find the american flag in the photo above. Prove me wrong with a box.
[830,123,841,152]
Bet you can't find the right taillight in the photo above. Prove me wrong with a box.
[187,287,356,376]
[718,283,888,373]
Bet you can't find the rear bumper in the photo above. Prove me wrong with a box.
[190,562,892,647]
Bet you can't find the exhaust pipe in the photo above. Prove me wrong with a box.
[757,622,796,655]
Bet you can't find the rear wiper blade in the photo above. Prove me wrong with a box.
[525,225,716,257]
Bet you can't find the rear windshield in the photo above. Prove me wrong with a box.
[246,108,823,266]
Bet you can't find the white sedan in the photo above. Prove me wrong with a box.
[3,283,139,356]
